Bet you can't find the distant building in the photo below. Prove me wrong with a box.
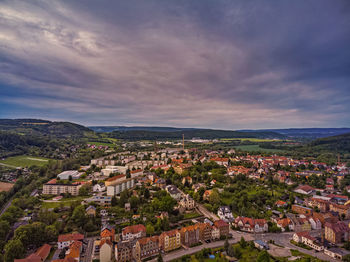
[165,185,181,200]
[57,170,81,180]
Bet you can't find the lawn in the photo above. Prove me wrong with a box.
[41,196,87,209]
[233,144,285,153]
[0,155,53,168]
[183,212,202,219]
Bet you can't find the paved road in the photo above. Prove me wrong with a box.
[192,195,337,262]
[81,236,98,262]
[0,197,13,216]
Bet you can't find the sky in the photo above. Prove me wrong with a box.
[0,0,349,129]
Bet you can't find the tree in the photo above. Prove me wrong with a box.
[227,244,235,257]
[111,196,118,206]
[69,175,72,181]
[0,220,10,240]
[239,237,247,248]
[79,184,91,196]
[72,205,87,227]
[4,239,25,262]
[256,251,270,262]
[45,225,58,242]
[130,196,139,209]
[209,189,220,206]
[146,224,155,236]
[224,238,229,252]
[157,253,163,262]
[144,188,150,199]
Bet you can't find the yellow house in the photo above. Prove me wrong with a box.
[86,205,96,217]
[159,230,181,252]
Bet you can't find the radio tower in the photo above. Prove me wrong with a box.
[182,134,185,151]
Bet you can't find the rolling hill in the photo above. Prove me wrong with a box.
[0,119,92,138]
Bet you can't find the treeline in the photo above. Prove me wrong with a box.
[109,129,285,140]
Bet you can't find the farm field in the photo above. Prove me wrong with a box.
[87,141,117,147]
[221,138,285,142]
[233,144,285,153]
[0,155,52,168]
[0,182,14,192]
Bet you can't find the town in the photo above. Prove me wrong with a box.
[2,137,350,262]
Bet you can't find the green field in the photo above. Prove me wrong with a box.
[233,144,285,153]
[0,155,53,168]
[221,138,284,142]
[41,196,87,209]
[87,141,117,147]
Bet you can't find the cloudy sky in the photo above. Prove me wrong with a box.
[0,0,349,129]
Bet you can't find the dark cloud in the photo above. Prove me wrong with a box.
[0,0,349,128]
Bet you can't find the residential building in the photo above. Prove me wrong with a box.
[293,232,323,251]
[107,177,135,196]
[214,220,229,238]
[159,230,181,252]
[254,240,269,250]
[234,217,268,233]
[101,224,115,242]
[217,206,234,223]
[294,185,315,195]
[43,179,82,196]
[100,239,113,262]
[65,240,82,261]
[86,196,112,205]
[93,182,106,192]
[292,205,313,216]
[134,236,159,261]
[86,205,96,217]
[211,226,220,240]
[101,166,127,177]
[57,233,84,249]
[122,224,146,241]
[203,190,212,201]
[198,223,212,242]
[325,221,350,244]
[330,203,350,219]
[324,248,350,260]
[276,218,294,232]
[165,185,181,200]
[115,240,136,262]
[179,194,195,210]
[180,224,200,247]
[14,244,51,262]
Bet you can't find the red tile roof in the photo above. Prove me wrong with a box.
[122,224,146,235]
[58,233,84,243]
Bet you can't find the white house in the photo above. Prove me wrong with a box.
[217,206,234,222]
[93,182,106,192]
[308,217,322,230]
[211,226,220,240]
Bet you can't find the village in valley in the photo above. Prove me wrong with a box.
[3,135,350,262]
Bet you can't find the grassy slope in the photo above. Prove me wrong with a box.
[0,155,53,168]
